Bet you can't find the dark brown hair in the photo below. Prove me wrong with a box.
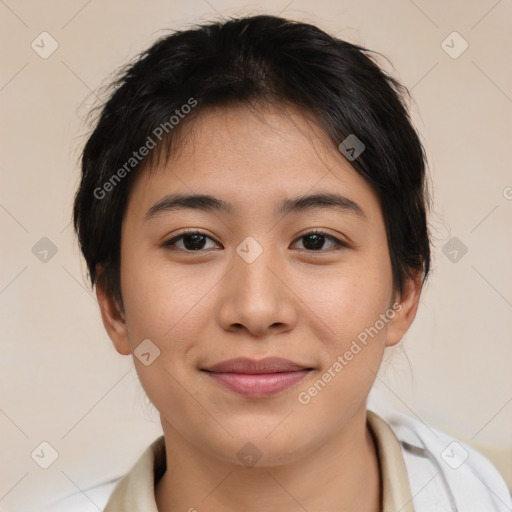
[73,14,431,310]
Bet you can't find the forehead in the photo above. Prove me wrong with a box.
[125,103,382,224]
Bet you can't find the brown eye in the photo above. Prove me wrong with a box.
[163,232,220,251]
[302,233,327,250]
[181,234,208,250]
[292,231,347,251]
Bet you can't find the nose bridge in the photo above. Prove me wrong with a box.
[233,237,280,300]
[217,236,296,335]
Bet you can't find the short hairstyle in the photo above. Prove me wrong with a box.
[73,14,431,311]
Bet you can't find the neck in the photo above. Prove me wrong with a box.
[155,409,381,512]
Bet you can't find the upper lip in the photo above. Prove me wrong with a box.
[201,357,312,374]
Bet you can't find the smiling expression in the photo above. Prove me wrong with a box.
[98,101,419,466]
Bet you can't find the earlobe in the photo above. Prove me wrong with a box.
[95,265,131,356]
[385,272,423,348]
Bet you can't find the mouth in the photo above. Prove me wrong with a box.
[200,357,314,398]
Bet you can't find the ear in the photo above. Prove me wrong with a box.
[385,272,423,348]
[95,264,131,356]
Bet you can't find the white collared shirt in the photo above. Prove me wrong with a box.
[102,410,415,511]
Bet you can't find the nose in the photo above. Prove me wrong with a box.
[216,242,298,338]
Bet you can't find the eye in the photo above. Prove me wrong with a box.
[163,231,220,251]
[162,230,349,253]
[292,230,348,252]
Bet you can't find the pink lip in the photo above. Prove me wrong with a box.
[201,357,313,398]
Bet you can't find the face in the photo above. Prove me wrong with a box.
[98,103,420,466]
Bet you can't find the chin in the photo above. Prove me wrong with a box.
[201,425,312,468]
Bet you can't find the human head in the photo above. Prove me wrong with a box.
[72,14,432,472]
[73,14,431,313]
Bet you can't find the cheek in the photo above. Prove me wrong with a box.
[306,252,393,341]
[120,246,213,344]
[119,252,209,417]
[301,252,394,406]
[296,269,392,413]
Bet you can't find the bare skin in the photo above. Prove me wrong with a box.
[96,103,422,512]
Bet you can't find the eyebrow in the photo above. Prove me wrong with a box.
[144,192,367,222]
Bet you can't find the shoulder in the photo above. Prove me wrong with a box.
[102,435,165,511]
[369,407,512,512]
[45,436,165,512]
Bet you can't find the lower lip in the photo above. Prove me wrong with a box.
[203,370,311,398]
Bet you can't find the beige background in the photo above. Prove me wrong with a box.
[1,0,511,510]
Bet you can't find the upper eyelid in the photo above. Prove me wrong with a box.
[165,230,219,245]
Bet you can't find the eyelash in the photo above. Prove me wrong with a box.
[162,229,349,253]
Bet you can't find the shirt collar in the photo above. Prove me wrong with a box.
[104,410,414,511]
[367,409,415,512]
